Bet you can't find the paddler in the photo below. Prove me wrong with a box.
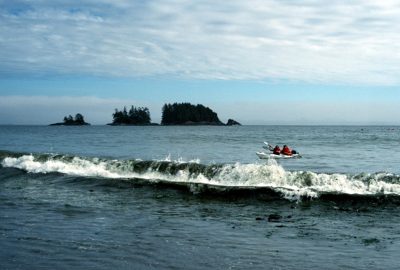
[272,145,281,155]
[281,145,293,156]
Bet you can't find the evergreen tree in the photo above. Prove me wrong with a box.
[59,113,89,125]
[74,113,84,124]
[112,105,151,124]
[67,115,73,123]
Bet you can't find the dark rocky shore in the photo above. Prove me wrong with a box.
[226,119,241,126]
[50,122,90,126]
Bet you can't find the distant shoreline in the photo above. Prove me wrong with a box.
[107,123,159,126]
[49,122,91,126]
[47,104,242,126]
[5,124,400,127]
[107,121,239,126]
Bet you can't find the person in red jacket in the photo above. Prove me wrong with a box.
[272,145,281,155]
[281,145,292,156]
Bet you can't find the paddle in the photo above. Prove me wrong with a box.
[263,141,274,151]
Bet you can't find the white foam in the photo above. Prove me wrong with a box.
[2,155,400,200]
[159,154,200,164]
[2,155,130,178]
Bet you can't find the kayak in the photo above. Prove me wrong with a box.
[256,151,302,159]
[259,142,301,159]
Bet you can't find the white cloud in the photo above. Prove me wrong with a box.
[2,0,400,84]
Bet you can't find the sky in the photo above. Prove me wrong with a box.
[0,0,400,125]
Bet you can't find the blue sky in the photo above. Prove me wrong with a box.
[0,0,400,124]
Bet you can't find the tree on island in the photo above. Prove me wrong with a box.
[50,113,89,125]
[74,113,85,124]
[63,115,73,124]
[62,113,86,125]
[111,106,151,125]
[161,103,223,125]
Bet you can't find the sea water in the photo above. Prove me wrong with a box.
[0,125,399,269]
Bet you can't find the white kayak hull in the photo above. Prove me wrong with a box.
[256,151,301,159]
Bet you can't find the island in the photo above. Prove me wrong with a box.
[50,113,90,126]
[226,119,241,126]
[108,106,158,125]
[161,103,225,125]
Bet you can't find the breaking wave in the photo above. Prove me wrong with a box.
[1,150,400,201]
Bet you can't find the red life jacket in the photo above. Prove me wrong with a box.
[281,146,292,156]
[273,146,281,155]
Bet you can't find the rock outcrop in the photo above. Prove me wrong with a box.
[226,119,241,126]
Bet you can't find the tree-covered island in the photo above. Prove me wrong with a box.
[161,103,225,125]
[50,104,241,126]
[50,113,90,126]
[109,106,156,125]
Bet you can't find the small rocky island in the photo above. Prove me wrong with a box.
[161,103,224,125]
[50,113,90,126]
[226,119,241,126]
[108,106,158,125]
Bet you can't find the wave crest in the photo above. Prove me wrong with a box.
[1,151,400,201]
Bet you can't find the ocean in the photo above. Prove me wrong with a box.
[0,125,399,269]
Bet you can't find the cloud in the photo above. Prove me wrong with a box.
[1,0,400,84]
